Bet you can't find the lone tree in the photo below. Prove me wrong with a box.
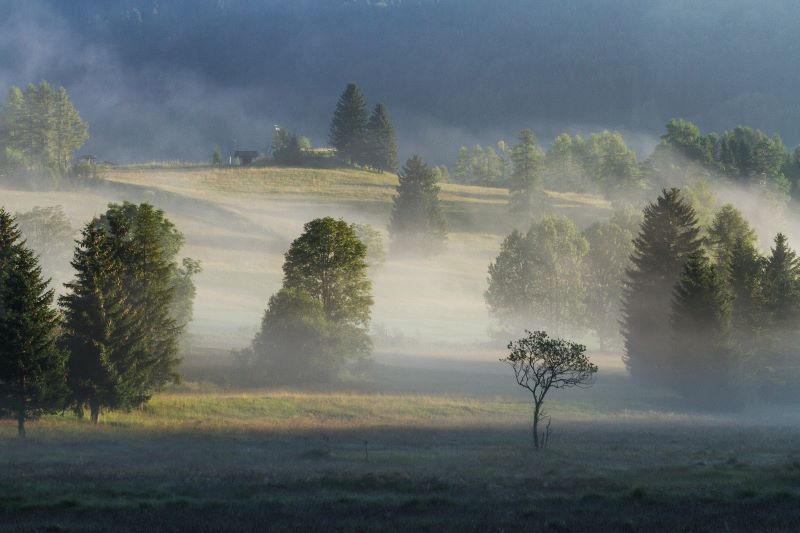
[0,209,67,438]
[502,330,596,449]
[330,83,368,165]
[389,155,447,255]
[365,103,398,172]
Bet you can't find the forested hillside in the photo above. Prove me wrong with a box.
[4,0,800,162]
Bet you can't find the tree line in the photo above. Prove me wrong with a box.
[0,81,90,185]
[0,203,199,436]
[488,184,800,409]
[623,188,800,408]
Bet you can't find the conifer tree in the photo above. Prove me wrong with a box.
[510,129,545,215]
[389,155,447,255]
[707,204,757,269]
[0,209,67,438]
[96,204,183,401]
[760,233,800,397]
[622,188,702,385]
[365,103,398,172]
[329,83,368,165]
[60,223,145,424]
[670,251,734,408]
[727,237,766,400]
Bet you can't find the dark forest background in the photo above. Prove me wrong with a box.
[2,0,799,163]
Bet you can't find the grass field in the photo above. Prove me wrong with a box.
[4,166,800,530]
[3,388,800,531]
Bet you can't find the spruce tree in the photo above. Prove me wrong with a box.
[761,233,800,398]
[707,204,757,269]
[389,155,447,255]
[670,251,735,408]
[60,223,145,423]
[727,237,766,401]
[0,209,67,438]
[329,83,368,165]
[97,204,183,401]
[622,188,702,385]
[365,103,398,172]
[510,129,545,215]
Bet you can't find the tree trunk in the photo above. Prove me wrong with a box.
[90,401,101,425]
[532,403,540,449]
[17,411,26,439]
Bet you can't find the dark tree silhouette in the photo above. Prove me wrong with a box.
[502,330,596,449]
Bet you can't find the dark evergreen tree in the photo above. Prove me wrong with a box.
[60,223,146,424]
[365,103,398,172]
[389,155,447,255]
[97,204,183,400]
[272,128,303,166]
[0,209,67,438]
[670,251,735,408]
[760,233,800,398]
[329,83,368,165]
[727,237,766,401]
[622,188,702,385]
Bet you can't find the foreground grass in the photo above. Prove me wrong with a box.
[2,390,800,531]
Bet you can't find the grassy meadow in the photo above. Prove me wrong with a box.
[3,166,800,530]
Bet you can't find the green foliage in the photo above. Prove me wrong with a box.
[707,204,757,269]
[354,223,386,269]
[509,129,545,215]
[585,131,641,192]
[283,217,373,326]
[670,251,735,408]
[247,217,374,385]
[486,215,588,336]
[389,155,447,255]
[0,82,88,180]
[502,330,597,448]
[583,212,637,350]
[0,209,67,437]
[14,205,75,279]
[622,188,702,385]
[272,128,304,166]
[60,223,147,422]
[93,203,190,397]
[212,145,222,166]
[543,133,590,192]
[330,83,368,165]
[248,288,344,384]
[365,103,398,172]
[653,119,789,195]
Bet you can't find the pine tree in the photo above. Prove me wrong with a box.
[0,209,67,438]
[622,188,702,385]
[760,233,800,398]
[365,103,398,172]
[329,83,368,165]
[510,129,545,215]
[60,224,147,423]
[670,251,734,408]
[389,155,447,255]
